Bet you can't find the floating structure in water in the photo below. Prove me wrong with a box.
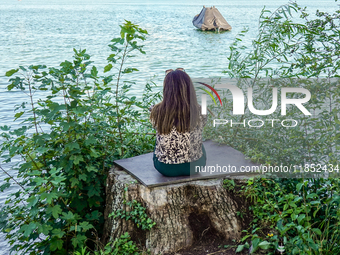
[193,6,232,32]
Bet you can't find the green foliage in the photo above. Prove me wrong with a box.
[107,232,140,255]
[73,246,91,255]
[223,179,236,191]
[211,3,340,254]
[204,2,340,168]
[109,200,156,231]
[73,233,140,255]
[0,20,160,254]
[236,178,340,254]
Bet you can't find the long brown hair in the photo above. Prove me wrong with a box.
[150,69,200,135]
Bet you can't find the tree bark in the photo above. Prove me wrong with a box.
[102,165,249,254]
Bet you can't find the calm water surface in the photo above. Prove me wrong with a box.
[0,0,338,253]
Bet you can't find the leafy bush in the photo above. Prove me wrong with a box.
[203,2,340,168]
[203,2,340,254]
[0,21,160,254]
[237,178,340,254]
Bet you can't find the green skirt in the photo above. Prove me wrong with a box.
[153,144,207,177]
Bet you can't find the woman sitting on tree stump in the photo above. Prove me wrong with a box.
[150,68,207,177]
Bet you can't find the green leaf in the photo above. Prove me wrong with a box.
[0,183,10,192]
[38,224,53,236]
[70,225,82,232]
[296,182,303,192]
[306,193,318,199]
[103,75,114,85]
[104,64,113,73]
[258,241,271,250]
[84,136,97,146]
[86,210,101,221]
[111,38,125,44]
[46,205,62,219]
[70,177,80,187]
[297,214,305,224]
[107,53,117,62]
[235,244,244,253]
[90,148,100,158]
[61,211,75,221]
[0,125,10,131]
[40,192,58,204]
[5,69,19,77]
[52,228,66,238]
[79,221,94,232]
[66,142,80,151]
[291,213,298,221]
[283,204,289,211]
[36,147,49,154]
[19,222,37,237]
[91,66,98,77]
[88,186,99,197]
[86,165,98,172]
[50,238,63,251]
[122,68,138,74]
[14,111,24,120]
[72,155,84,165]
[312,228,322,236]
[252,237,261,252]
[71,234,87,248]
[32,177,46,186]
[79,173,87,181]
[27,195,39,207]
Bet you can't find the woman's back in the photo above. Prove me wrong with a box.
[150,68,207,177]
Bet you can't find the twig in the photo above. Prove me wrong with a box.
[207,107,215,117]
[201,227,210,238]
[0,165,25,191]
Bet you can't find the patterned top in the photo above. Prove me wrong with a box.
[150,106,207,164]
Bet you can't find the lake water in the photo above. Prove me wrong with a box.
[0,0,338,253]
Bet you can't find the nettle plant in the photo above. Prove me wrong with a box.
[0,21,160,254]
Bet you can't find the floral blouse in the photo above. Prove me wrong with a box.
[150,106,207,164]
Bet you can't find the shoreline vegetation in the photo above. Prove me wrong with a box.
[0,2,339,254]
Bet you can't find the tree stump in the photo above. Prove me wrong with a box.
[102,165,248,254]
